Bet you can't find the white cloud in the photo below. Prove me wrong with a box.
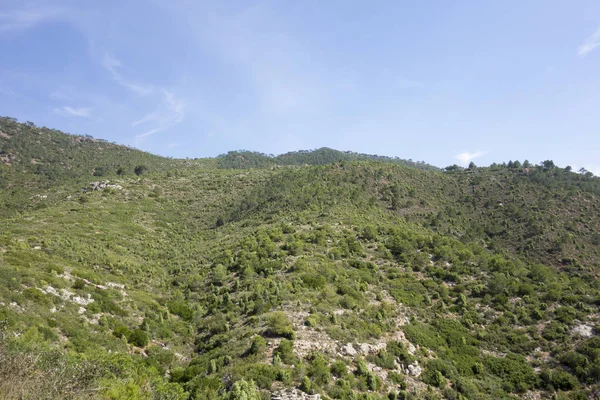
[133,90,186,144]
[102,53,154,96]
[53,106,92,118]
[135,128,162,141]
[132,112,158,127]
[163,90,185,124]
[95,51,185,144]
[578,27,600,57]
[456,151,486,166]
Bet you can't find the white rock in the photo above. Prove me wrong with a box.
[406,361,422,377]
[407,343,417,355]
[572,324,594,338]
[107,282,125,289]
[359,343,372,354]
[341,343,357,357]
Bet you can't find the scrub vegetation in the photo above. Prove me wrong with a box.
[1,117,600,399]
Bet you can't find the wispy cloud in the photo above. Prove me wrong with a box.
[95,51,185,143]
[0,5,68,33]
[577,27,600,57]
[456,151,486,166]
[132,112,158,127]
[133,89,186,144]
[102,53,154,96]
[163,90,185,124]
[53,106,92,118]
[136,128,162,141]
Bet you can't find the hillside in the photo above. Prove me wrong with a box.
[217,149,439,171]
[1,119,600,400]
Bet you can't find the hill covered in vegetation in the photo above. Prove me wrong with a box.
[217,149,438,171]
[1,119,600,400]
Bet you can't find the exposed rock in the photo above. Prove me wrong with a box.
[348,341,387,356]
[72,294,94,306]
[9,302,23,312]
[85,181,123,192]
[402,361,422,377]
[38,286,94,306]
[407,342,417,355]
[572,323,594,338]
[367,362,387,381]
[286,310,338,358]
[358,343,372,354]
[341,343,357,357]
[271,388,321,399]
[293,325,338,357]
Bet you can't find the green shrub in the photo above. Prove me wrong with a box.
[274,339,297,365]
[266,312,295,339]
[226,379,261,400]
[127,329,149,347]
[485,354,538,392]
[309,353,331,386]
[542,369,580,391]
[331,360,348,378]
[248,336,266,356]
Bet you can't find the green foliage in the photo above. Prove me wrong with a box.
[274,339,297,365]
[330,360,348,377]
[265,312,295,339]
[309,352,331,386]
[485,354,538,392]
[128,329,149,347]
[134,165,148,176]
[300,376,313,394]
[217,148,438,171]
[2,117,600,399]
[226,379,261,400]
[248,336,266,356]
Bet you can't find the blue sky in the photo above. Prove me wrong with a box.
[1,0,599,172]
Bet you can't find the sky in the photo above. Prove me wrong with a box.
[0,0,599,172]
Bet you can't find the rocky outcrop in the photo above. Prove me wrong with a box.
[402,361,422,377]
[341,343,357,357]
[572,323,594,338]
[84,181,123,192]
[271,389,321,400]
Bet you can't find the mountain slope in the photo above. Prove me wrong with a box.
[217,148,439,171]
[1,119,600,400]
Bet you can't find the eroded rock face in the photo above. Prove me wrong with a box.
[357,342,386,355]
[572,323,594,338]
[341,343,357,357]
[271,389,321,400]
[403,361,422,377]
[86,181,123,191]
